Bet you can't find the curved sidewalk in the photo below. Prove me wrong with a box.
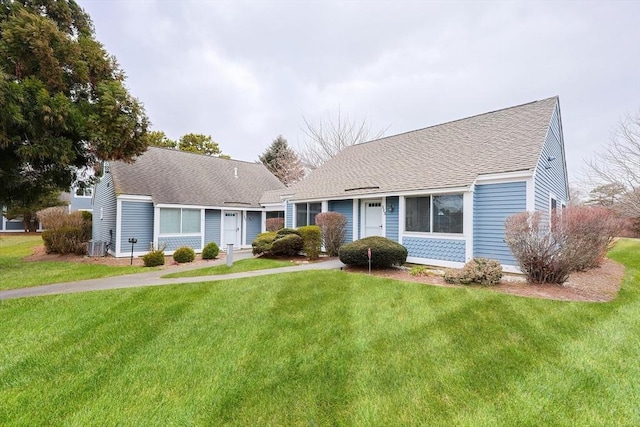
[0,254,345,300]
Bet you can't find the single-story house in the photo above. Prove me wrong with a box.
[280,96,568,272]
[92,147,286,257]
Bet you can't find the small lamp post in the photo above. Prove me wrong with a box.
[227,243,234,266]
[128,238,137,265]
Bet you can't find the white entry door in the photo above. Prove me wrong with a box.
[364,201,384,237]
[223,211,241,247]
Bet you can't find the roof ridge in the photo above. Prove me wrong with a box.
[350,95,558,148]
[146,146,262,166]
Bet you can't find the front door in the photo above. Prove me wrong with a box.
[364,201,384,237]
[223,211,241,248]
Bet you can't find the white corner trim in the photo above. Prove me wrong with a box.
[261,211,267,233]
[398,196,405,244]
[463,192,474,262]
[115,198,122,256]
[201,208,206,249]
[352,199,359,241]
[526,176,535,212]
[153,206,160,249]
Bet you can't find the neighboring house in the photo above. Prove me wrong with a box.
[0,190,88,232]
[280,96,568,272]
[92,147,286,257]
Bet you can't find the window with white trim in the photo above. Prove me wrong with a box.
[296,202,321,226]
[159,208,201,234]
[405,194,463,234]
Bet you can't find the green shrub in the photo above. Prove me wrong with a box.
[142,249,165,267]
[202,242,220,259]
[276,228,301,238]
[338,236,407,268]
[297,225,321,260]
[252,232,277,256]
[270,234,303,256]
[173,246,195,263]
[444,258,503,285]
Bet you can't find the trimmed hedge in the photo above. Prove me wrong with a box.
[252,232,277,256]
[298,225,321,260]
[142,249,165,267]
[202,242,220,259]
[339,236,407,268]
[173,246,195,263]
[276,228,301,238]
[270,234,303,256]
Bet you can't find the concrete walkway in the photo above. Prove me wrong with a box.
[0,253,345,300]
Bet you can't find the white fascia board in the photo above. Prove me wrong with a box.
[474,170,534,185]
[292,187,471,204]
[155,203,259,211]
[117,194,153,202]
[261,204,285,211]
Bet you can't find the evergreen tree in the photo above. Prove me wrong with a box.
[0,0,149,208]
[259,135,304,186]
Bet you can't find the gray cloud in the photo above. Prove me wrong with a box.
[81,0,640,184]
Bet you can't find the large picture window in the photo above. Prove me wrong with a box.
[405,196,431,232]
[160,208,201,234]
[296,202,321,226]
[405,194,463,234]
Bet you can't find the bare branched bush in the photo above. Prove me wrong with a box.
[265,218,284,232]
[315,212,347,256]
[505,206,622,284]
[38,208,92,255]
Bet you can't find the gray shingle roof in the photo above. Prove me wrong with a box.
[109,147,285,208]
[288,97,559,201]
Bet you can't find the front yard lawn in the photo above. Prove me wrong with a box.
[0,239,638,425]
[161,257,293,278]
[0,235,148,291]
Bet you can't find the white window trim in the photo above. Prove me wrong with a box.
[404,193,465,235]
[158,207,202,236]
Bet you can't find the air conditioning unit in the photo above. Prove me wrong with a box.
[87,240,106,257]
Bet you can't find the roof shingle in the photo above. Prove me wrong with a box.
[109,147,285,208]
[288,97,558,201]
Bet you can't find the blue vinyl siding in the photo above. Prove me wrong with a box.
[385,196,399,242]
[473,181,526,265]
[534,102,568,216]
[403,237,466,263]
[204,209,221,246]
[120,201,154,253]
[246,211,262,244]
[92,170,117,250]
[70,194,92,212]
[328,199,354,243]
[285,200,293,228]
[161,236,202,252]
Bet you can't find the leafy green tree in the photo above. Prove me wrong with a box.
[0,0,149,210]
[258,135,304,185]
[3,187,64,232]
[178,133,229,158]
[147,131,176,149]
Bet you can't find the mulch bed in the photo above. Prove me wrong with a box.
[344,259,625,302]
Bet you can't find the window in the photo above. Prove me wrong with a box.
[160,208,201,234]
[296,202,321,226]
[75,187,92,197]
[405,194,464,234]
[405,196,431,232]
[433,194,463,233]
[266,211,284,219]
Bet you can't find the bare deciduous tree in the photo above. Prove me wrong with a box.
[586,111,640,218]
[297,108,389,169]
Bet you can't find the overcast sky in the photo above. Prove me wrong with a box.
[79,0,640,186]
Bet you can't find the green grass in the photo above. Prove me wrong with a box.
[162,257,294,278]
[0,239,639,425]
[0,234,149,291]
